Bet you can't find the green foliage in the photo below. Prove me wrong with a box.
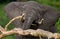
[0,4,15,39]
[35,0,60,10]
[57,18,60,33]
[3,35,16,39]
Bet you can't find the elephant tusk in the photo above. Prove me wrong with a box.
[5,13,25,30]
[38,18,44,24]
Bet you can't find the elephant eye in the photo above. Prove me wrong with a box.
[21,19,25,23]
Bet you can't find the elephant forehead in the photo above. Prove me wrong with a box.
[22,7,38,16]
[22,12,37,20]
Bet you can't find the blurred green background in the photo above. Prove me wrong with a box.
[0,0,60,39]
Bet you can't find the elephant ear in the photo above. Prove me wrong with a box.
[5,2,22,19]
[4,2,24,28]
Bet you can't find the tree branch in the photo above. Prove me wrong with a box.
[0,26,60,39]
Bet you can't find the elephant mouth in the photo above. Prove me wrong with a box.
[30,18,44,30]
[30,20,39,30]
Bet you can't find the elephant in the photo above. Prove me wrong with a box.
[5,1,60,39]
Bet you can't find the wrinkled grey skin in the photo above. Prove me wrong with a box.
[5,1,60,39]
